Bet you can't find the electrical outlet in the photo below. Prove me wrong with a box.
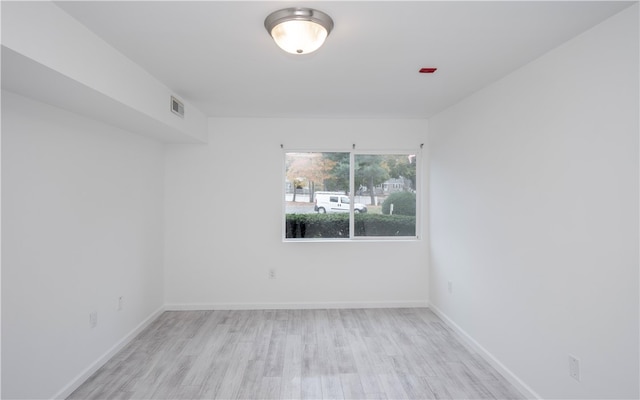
[569,355,580,381]
[89,311,98,328]
[447,281,453,294]
[268,269,276,279]
[118,296,124,311]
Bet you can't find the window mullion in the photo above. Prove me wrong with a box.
[349,151,355,238]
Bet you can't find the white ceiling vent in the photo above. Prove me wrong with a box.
[171,96,184,118]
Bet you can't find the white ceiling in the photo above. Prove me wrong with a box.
[55,1,633,119]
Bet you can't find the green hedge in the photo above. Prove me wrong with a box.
[286,213,415,238]
[355,214,415,236]
[381,192,416,216]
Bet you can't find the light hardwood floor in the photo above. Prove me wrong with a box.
[68,308,524,399]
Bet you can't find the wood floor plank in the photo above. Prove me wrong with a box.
[302,342,320,377]
[250,315,274,362]
[335,344,358,374]
[259,376,282,399]
[397,374,436,400]
[287,309,303,336]
[301,376,322,399]
[67,308,525,400]
[320,374,344,399]
[358,373,385,396]
[377,373,410,399]
[236,358,268,399]
[215,341,254,399]
[280,334,302,399]
[301,310,317,344]
[264,320,288,377]
[424,376,454,400]
[339,373,365,399]
[181,324,230,386]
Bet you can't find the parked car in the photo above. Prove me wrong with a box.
[314,192,367,213]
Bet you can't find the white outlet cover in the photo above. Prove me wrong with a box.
[89,312,98,328]
[569,355,580,381]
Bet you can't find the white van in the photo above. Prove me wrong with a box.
[314,192,367,214]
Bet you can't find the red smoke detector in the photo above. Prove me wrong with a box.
[419,67,437,74]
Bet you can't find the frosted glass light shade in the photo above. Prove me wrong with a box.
[265,8,334,55]
[271,20,328,54]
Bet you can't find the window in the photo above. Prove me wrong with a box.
[284,150,419,240]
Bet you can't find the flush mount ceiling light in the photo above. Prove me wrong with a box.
[264,8,334,55]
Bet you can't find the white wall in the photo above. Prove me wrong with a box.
[429,5,638,399]
[1,91,166,399]
[164,118,429,308]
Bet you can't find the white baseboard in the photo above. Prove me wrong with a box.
[165,300,429,311]
[52,305,166,400]
[428,303,541,400]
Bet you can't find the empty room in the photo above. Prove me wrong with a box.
[2,1,638,399]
